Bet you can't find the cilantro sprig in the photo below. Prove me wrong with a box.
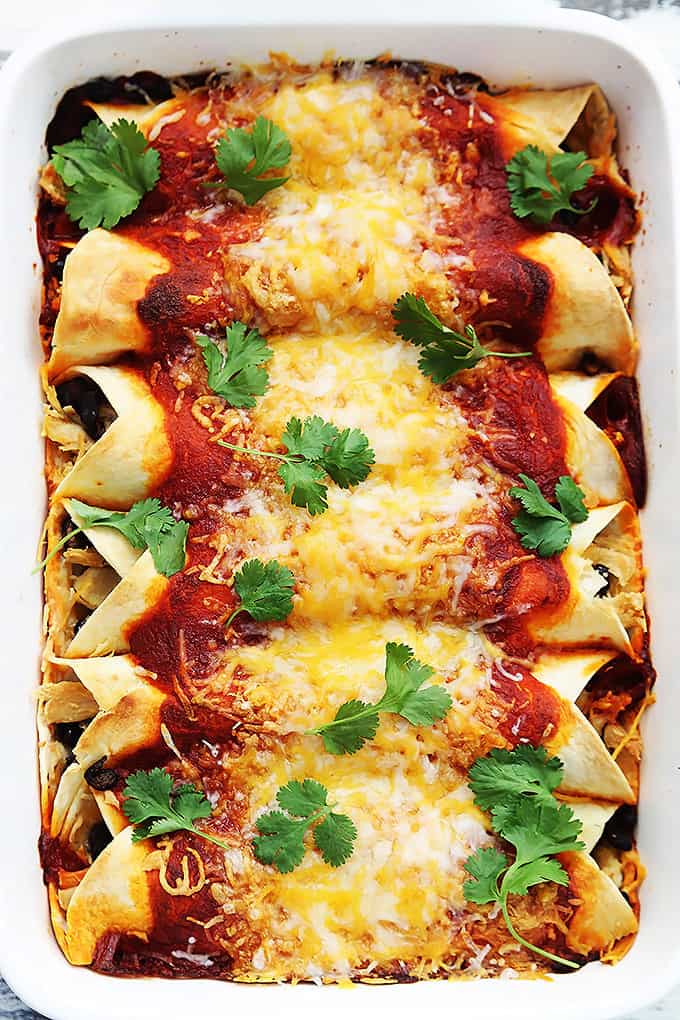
[207,116,291,206]
[463,746,585,969]
[308,642,452,755]
[253,780,357,873]
[122,767,230,850]
[392,293,530,383]
[196,323,273,409]
[219,415,375,515]
[34,498,188,578]
[506,145,597,225]
[51,118,160,230]
[225,558,295,630]
[509,474,588,557]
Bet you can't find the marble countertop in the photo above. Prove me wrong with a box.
[1,0,678,1017]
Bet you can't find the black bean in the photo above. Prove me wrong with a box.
[84,77,119,103]
[176,71,212,91]
[593,563,611,597]
[55,377,114,441]
[124,72,173,104]
[88,821,113,862]
[84,758,121,791]
[440,70,490,96]
[72,612,91,636]
[579,350,602,376]
[51,250,68,283]
[54,720,90,750]
[604,804,637,851]
[60,514,89,546]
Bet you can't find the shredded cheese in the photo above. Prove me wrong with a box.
[225,72,459,333]
[219,734,492,981]
[211,330,495,622]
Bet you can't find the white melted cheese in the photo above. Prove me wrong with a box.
[222,735,492,981]
[213,331,496,621]
[220,616,496,736]
[227,71,459,332]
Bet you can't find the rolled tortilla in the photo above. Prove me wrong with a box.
[86,97,186,135]
[66,551,168,658]
[532,649,616,704]
[66,654,153,710]
[528,502,644,654]
[551,702,633,804]
[549,371,620,411]
[523,233,635,373]
[568,802,616,854]
[551,383,631,506]
[62,683,165,778]
[64,827,154,966]
[55,365,172,509]
[49,229,169,377]
[561,850,638,955]
[48,661,165,840]
[64,498,143,578]
[482,84,600,158]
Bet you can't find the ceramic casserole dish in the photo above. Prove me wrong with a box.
[0,4,678,1019]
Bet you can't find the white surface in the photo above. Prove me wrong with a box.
[0,5,679,1020]
[624,6,680,77]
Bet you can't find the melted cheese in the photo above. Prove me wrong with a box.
[228,72,459,332]
[213,617,495,737]
[212,331,496,622]
[220,735,491,981]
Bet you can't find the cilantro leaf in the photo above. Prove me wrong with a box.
[251,811,307,874]
[219,415,374,515]
[392,293,530,382]
[309,642,452,755]
[417,329,490,383]
[35,497,188,577]
[377,641,436,714]
[68,497,156,548]
[122,767,229,850]
[276,779,328,818]
[506,145,596,225]
[211,116,291,205]
[511,512,572,558]
[122,767,175,826]
[507,856,569,896]
[75,498,188,578]
[398,685,454,726]
[282,416,339,460]
[140,505,191,577]
[196,322,273,409]
[226,558,295,629]
[462,745,585,969]
[555,475,589,523]
[278,459,329,516]
[509,473,588,557]
[463,847,508,905]
[503,799,585,863]
[392,293,454,347]
[321,428,376,488]
[312,701,380,756]
[468,745,563,813]
[253,780,356,873]
[52,118,160,230]
[314,812,358,868]
[509,475,564,520]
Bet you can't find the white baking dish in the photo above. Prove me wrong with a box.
[0,4,679,1019]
